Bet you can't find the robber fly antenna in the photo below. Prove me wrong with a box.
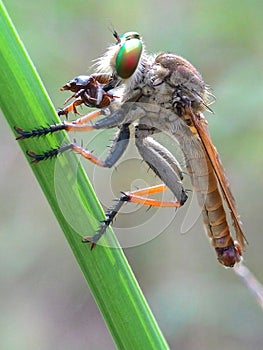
[113,30,121,43]
[107,19,121,43]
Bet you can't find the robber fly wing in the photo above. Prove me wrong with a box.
[188,108,247,249]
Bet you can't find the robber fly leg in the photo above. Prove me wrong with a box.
[27,123,130,165]
[14,110,103,140]
[17,102,124,140]
[83,183,184,248]
[135,124,188,205]
[15,100,134,140]
[83,123,188,248]
[82,193,128,249]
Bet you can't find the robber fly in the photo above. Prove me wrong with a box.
[15,30,247,267]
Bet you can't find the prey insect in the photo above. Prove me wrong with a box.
[15,30,247,267]
[57,73,119,116]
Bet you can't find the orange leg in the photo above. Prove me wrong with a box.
[58,98,84,116]
[71,110,102,125]
[68,144,104,166]
[26,143,105,165]
[83,183,183,249]
[60,110,104,132]
[127,184,182,207]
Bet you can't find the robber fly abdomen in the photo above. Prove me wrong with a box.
[183,135,242,267]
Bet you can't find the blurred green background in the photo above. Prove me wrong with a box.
[1,0,263,349]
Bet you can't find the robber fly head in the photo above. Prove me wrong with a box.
[96,30,143,80]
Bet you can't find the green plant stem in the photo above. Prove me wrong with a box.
[0,1,170,349]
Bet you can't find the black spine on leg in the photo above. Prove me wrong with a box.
[26,144,74,163]
[15,123,66,139]
[82,192,131,247]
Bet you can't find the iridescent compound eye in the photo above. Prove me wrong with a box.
[115,32,143,79]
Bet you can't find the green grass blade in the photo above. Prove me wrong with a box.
[0,2,170,349]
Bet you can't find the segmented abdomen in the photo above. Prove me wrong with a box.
[183,136,241,267]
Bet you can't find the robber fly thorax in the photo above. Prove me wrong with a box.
[15,30,246,267]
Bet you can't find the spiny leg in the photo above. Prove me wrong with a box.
[14,100,133,140]
[27,123,130,165]
[14,109,103,140]
[135,124,188,204]
[15,104,135,166]
[83,184,184,249]
[84,126,189,248]
[83,122,189,248]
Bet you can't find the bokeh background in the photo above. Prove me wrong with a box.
[1,0,263,349]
